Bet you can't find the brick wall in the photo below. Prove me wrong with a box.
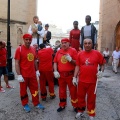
[98,0,120,53]
[0,0,37,48]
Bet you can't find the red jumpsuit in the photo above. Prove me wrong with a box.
[0,48,8,81]
[54,47,78,108]
[69,29,80,51]
[38,48,55,99]
[14,45,39,106]
[0,48,7,67]
[76,50,105,117]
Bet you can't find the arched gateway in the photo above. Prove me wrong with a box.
[115,21,120,48]
[99,0,120,53]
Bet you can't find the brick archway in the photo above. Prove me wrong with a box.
[115,21,120,66]
[115,21,120,49]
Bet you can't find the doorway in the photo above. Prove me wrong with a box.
[115,21,120,48]
[115,21,120,66]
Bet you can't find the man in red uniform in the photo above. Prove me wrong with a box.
[69,21,81,51]
[38,43,56,101]
[53,38,78,112]
[14,34,44,112]
[0,41,14,93]
[73,38,105,120]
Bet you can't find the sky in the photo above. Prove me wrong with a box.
[37,0,100,32]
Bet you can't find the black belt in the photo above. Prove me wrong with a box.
[59,71,74,77]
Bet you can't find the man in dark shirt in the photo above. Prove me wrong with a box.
[80,15,97,49]
[43,24,51,44]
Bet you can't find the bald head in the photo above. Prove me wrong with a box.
[84,38,92,43]
[84,38,93,51]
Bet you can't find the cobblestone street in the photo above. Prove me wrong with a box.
[0,49,120,120]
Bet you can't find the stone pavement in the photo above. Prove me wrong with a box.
[0,48,120,120]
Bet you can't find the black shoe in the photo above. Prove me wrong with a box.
[42,98,46,101]
[74,107,78,113]
[50,95,56,99]
[57,107,65,112]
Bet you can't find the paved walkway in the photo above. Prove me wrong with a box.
[0,48,120,120]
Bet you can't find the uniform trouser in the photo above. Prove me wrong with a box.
[39,71,55,98]
[112,59,119,72]
[77,81,96,117]
[58,75,78,108]
[20,76,39,106]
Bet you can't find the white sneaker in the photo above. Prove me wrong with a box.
[0,87,5,93]
[75,112,84,119]
[89,116,95,120]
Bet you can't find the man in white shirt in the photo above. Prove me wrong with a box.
[103,48,110,66]
[112,47,120,73]
[28,16,44,46]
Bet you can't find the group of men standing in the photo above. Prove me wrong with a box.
[13,15,106,120]
[53,38,105,120]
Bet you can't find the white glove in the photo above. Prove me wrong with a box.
[36,70,40,77]
[17,75,24,82]
[53,71,60,79]
[96,71,103,79]
[65,54,72,62]
[72,77,78,86]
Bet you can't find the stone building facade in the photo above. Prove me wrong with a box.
[0,0,37,48]
[98,0,120,52]
[48,24,69,45]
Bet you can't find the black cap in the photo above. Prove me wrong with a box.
[45,24,49,27]
[39,43,45,49]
